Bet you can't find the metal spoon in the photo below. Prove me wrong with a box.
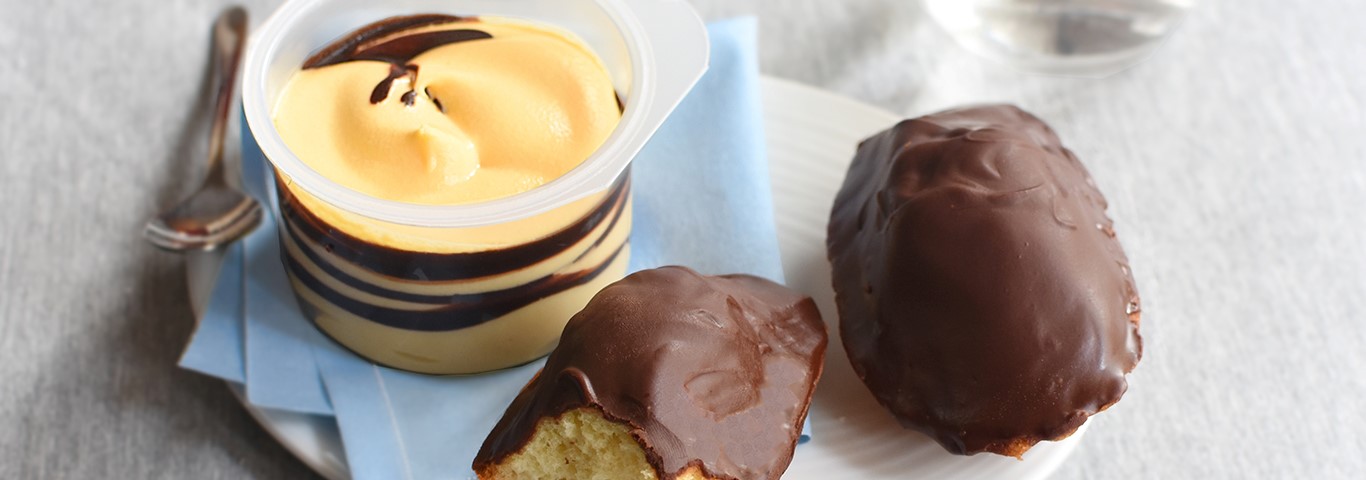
[145,6,262,252]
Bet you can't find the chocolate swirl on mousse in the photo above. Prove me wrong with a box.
[302,14,492,105]
[474,267,828,480]
[277,173,630,332]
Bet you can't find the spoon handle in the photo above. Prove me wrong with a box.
[205,7,248,187]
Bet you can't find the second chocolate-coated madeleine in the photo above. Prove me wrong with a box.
[827,105,1142,457]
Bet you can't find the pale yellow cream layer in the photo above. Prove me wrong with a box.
[293,247,631,374]
[284,200,632,374]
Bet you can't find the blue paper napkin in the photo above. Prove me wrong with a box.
[180,18,790,480]
[180,241,245,383]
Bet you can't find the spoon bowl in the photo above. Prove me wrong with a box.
[145,182,262,251]
[145,6,260,252]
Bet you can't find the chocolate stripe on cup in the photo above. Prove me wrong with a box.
[279,188,630,304]
[570,186,631,264]
[277,172,630,281]
[283,243,628,331]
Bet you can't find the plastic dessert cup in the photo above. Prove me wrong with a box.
[241,0,709,375]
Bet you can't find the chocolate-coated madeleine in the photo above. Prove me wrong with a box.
[827,105,1142,457]
[473,266,827,480]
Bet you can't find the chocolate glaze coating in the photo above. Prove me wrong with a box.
[474,267,827,479]
[827,105,1142,457]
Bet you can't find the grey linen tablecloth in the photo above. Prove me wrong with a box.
[2,0,1364,478]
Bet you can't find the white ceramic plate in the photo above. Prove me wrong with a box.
[188,76,1085,480]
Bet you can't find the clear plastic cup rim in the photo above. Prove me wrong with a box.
[241,0,708,228]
